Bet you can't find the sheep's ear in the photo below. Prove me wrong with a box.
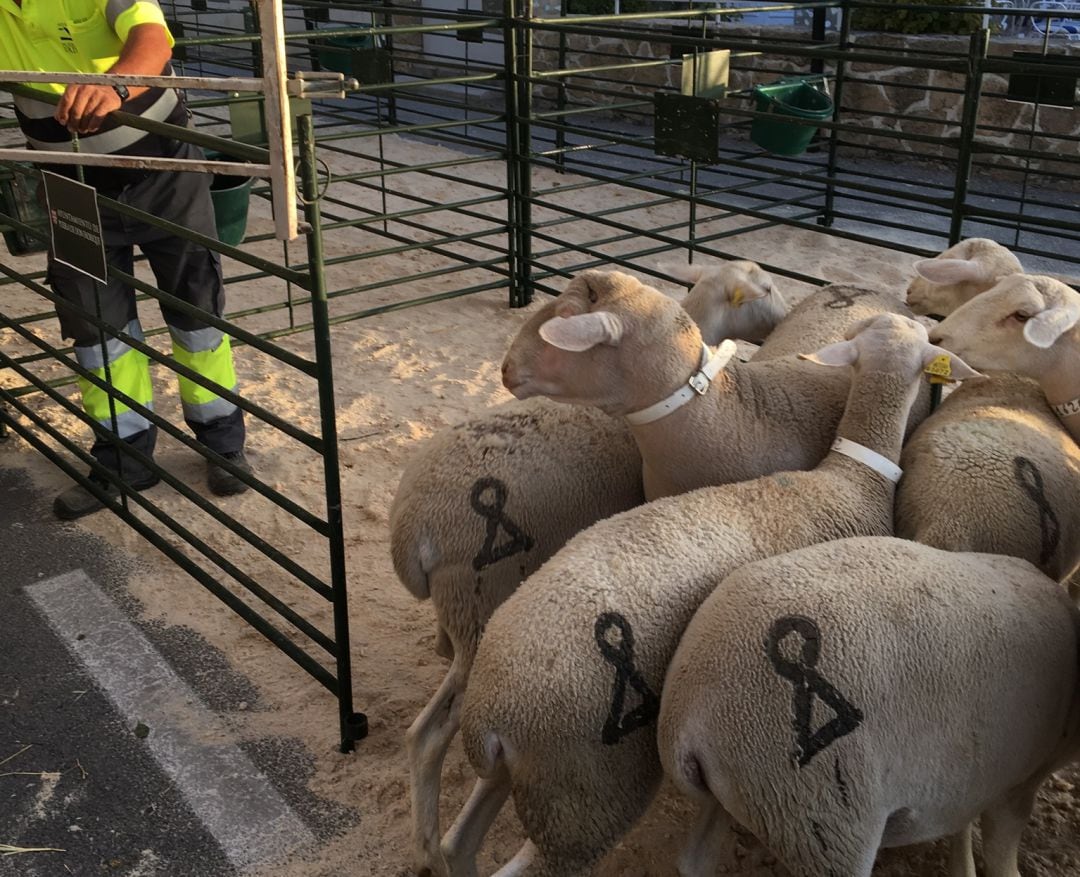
[657,260,705,285]
[914,258,987,284]
[799,339,858,367]
[1024,304,1080,349]
[922,346,982,382]
[539,312,624,351]
[731,281,770,308]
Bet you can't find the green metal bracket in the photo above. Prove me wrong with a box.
[654,93,721,164]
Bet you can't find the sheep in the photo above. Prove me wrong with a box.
[752,283,919,362]
[896,370,1080,584]
[392,400,644,876]
[657,258,788,345]
[658,535,1080,877]
[394,261,787,877]
[451,314,979,877]
[929,273,1080,447]
[905,237,1023,318]
[500,270,930,501]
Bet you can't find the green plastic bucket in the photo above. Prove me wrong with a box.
[315,34,375,75]
[750,79,833,156]
[205,151,253,247]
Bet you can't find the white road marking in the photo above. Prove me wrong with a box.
[26,569,315,872]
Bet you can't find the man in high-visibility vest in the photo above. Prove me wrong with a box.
[0,0,252,519]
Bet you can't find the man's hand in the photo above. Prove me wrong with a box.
[55,84,122,135]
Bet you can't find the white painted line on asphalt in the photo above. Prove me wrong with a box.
[26,569,315,873]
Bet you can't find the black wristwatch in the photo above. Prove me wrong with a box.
[112,83,130,102]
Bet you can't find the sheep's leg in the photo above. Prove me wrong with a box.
[407,656,467,877]
[677,799,733,877]
[980,777,1043,877]
[947,824,976,877]
[490,841,537,877]
[434,624,455,660]
[441,765,512,877]
[492,841,593,877]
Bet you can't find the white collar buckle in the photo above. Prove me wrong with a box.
[688,370,710,396]
[625,339,738,426]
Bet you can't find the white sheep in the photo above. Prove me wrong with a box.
[658,535,1080,877]
[451,314,978,877]
[394,262,788,877]
[392,400,643,877]
[905,237,1023,318]
[930,273,1080,447]
[753,283,919,362]
[896,370,1080,584]
[501,270,930,501]
[657,258,787,345]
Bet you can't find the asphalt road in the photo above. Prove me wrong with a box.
[0,464,356,877]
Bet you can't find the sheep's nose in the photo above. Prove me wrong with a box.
[928,326,945,345]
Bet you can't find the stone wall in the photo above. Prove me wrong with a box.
[529,23,1079,180]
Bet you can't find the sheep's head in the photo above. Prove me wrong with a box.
[906,238,1022,317]
[801,312,980,386]
[658,259,787,345]
[501,269,699,412]
[929,274,1080,379]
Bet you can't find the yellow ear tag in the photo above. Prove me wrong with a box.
[731,287,745,308]
[924,354,953,384]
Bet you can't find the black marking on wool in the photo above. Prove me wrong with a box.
[595,612,660,745]
[824,287,871,310]
[1014,456,1060,568]
[765,615,863,768]
[834,757,852,809]
[470,477,535,571]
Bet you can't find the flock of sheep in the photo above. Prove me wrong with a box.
[388,237,1080,877]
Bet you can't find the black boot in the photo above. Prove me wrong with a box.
[207,450,252,497]
[54,471,160,521]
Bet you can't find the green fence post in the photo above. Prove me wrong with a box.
[949,27,990,246]
[506,0,534,307]
[298,112,367,753]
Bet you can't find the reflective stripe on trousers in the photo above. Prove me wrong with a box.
[170,328,238,424]
[73,319,153,438]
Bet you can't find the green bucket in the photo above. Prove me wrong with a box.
[315,34,375,75]
[750,78,833,156]
[205,152,253,247]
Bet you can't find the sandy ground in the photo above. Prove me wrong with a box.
[2,132,1080,876]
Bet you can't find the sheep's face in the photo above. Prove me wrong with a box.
[501,269,696,412]
[802,313,979,387]
[929,275,1080,378]
[906,239,1023,317]
[676,260,787,345]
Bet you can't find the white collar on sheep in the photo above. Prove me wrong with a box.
[830,437,903,483]
[625,340,738,426]
[1052,396,1080,419]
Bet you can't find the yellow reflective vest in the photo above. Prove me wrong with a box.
[0,0,173,95]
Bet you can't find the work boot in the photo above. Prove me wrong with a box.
[54,471,161,521]
[207,449,252,497]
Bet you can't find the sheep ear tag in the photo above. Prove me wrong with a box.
[924,354,953,384]
[730,286,745,308]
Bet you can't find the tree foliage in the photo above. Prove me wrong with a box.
[852,0,987,34]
